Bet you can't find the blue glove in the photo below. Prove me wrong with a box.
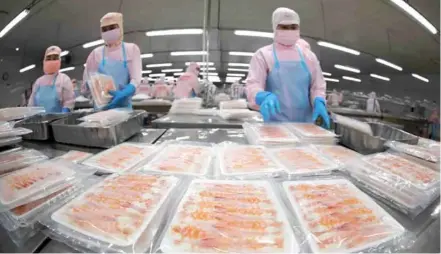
[62,107,70,113]
[312,97,330,129]
[105,84,136,109]
[256,91,281,122]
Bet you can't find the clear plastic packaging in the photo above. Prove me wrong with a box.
[313,145,362,166]
[0,121,14,131]
[217,143,283,179]
[218,109,259,120]
[0,107,45,122]
[243,123,300,146]
[289,123,337,139]
[282,178,405,253]
[0,136,22,148]
[270,146,339,178]
[158,180,298,253]
[59,150,93,164]
[82,142,158,174]
[42,173,179,253]
[3,223,43,247]
[141,141,214,177]
[169,98,202,114]
[78,109,131,127]
[0,127,32,139]
[0,159,97,211]
[386,140,440,163]
[0,148,48,176]
[219,99,248,110]
[87,73,116,108]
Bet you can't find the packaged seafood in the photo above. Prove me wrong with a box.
[87,73,116,108]
[219,99,248,110]
[218,144,283,177]
[0,149,48,176]
[243,123,300,145]
[142,142,214,176]
[169,98,202,114]
[289,123,337,139]
[0,107,45,122]
[218,109,259,120]
[270,146,339,177]
[314,145,361,166]
[59,150,92,164]
[78,109,131,127]
[0,127,32,139]
[160,180,298,253]
[82,143,158,174]
[283,179,405,253]
[51,174,178,247]
[386,140,440,163]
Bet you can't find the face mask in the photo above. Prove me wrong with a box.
[102,28,121,44]
[274,30,300,46]
[43,60,61,74]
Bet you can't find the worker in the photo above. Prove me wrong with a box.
[328,89,341,107]
[366,92,381,113]
[174,62,200,98]
[83,12,141,109]
[71,79,81,98]
[152,77,171,99]
[28,46,74,113]
[429,107,440,140]
[297,38,311,51]
[246,7,329,127]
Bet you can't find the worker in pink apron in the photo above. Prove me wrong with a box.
[174,62,200,98]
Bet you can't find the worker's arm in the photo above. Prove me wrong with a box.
[304,50,326,104]
[246,50,269,109]
[81,49,99,95]
[60,75,75,110]
[127,43,142,90]
[27,80,40,107]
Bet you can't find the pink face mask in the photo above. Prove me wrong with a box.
[274,30,300,46]
[102,28,121,44]
[43,60,61,74]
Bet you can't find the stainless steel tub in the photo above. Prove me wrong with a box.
[15,114,68,140]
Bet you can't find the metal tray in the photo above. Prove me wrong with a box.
[51,111,146,148]
[335,122,419,154]
[15,114,68,140]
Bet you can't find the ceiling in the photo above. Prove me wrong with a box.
[0,0,439,88]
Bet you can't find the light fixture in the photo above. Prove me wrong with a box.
[200,67,216,71]
[317,41,360,55]
[60,50,69,57]
[226,77,242,83]
[342,76,361,82]
[370,73,390,81]
[228,63,250,67]
[208,76,221,82]
[412,73,429,82]
[146,29,203,36]
[170,51,207,56]
[228,68,249,72]
[19,64,35,73]
[141,53,153,59]
[173,72,185,76]
[324,78,339,83]
[59,67,75,73]
[334,64,360,73]
[234,30,273,38]
[200,72,219,77]
[375,58,403,71]
[162,68,183,73]
[0,9,30,38]
[185,62,214,66]
[82,39,105,48]
[229,52,254,56]
[149,73,166,77]
[322,72,332,76]
[83,64,86,67]
[146,63,172,68]
[15,48,19,51]
[227,73,246,77]
[389,0,437,34]
[142,70,152,74]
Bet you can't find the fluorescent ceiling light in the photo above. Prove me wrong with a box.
[324,78,339,83]
[208,76,221,82]
[334,64,360,73]
[170,51,207,56]
[0,9,30,38]
[227,73,246,77]
[146,29,203,36]
[173,72,185,76]
[83,64,86,67]
[19,64,35,73]
[234,30,273,38]
[342,76,361,82]
[375,58,403,71]
[229,52,254,57]
[146,63,172,68]
[83,39,105,48]
[149,73,166,77]
[226,77,242,83]
[317,41,360,55]
[389,0,437,34]
[185,62,214,66]
[142,70,152,74]
[200,72,219,77]
[228,63,250,67]
[141,53,153,59]
[412,73,429,82]
[15,48,19,51]
[228,68,249,72]
[322,72,332,76]
[370,73,390,81]
[59,67,75,73]
[200,67,216,71]
[162,68,183,73]
[60,50,69,57]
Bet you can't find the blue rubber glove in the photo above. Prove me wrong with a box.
[105,84,136,109]
[312,97,330,129]
[62,107,70,113]
[256,91,281,122]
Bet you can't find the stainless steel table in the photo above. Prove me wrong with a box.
[152,114,260,129]
[155,128,247,144]
[127,128,167,144]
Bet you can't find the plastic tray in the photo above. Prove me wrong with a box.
[0,128,32,139]
[386,141,440,163]
[243,123,300,145]
[59,150,92,164]
[88,73,116,108]
[0,148,48,176]
[314,145,362,166]
[0,136,22,148]
[289,123,337,138]
[283,179,405,253]
[14,113,68,140]
[82,143,158,173]
[0,107,45,122]
[159,180,298,253]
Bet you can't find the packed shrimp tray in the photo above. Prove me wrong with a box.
[289,123,337,139]
[283,179,405,253]
[51,174,178,247]
[243,123,299,145]
[314,145,361,165]
[160,180,298,253]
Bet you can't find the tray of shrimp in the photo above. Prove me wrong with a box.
[160,180,298,253]
[270,146,339,177]
[59,150,92,164]
[283,179,405,253]
[243,123,299,145]
[88,73,116,108]
[51,173,178,247]
[288,123,337,139]
[361,153,440,190]
[313,145,361,166]
[82,143,158,174]
[141,142,214,176]
[218,144,283,177]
